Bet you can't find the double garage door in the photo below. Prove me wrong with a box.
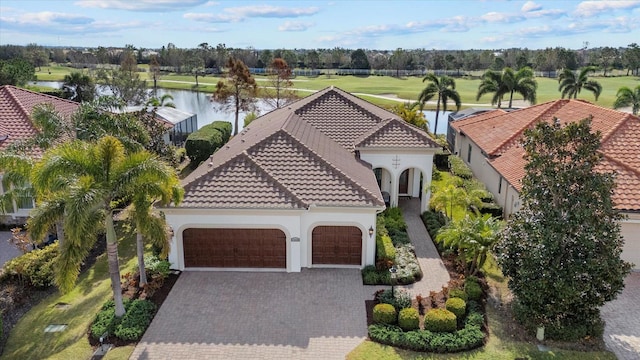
[182,226,362,268]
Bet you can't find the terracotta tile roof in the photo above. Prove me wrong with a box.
[178,87,433,210]
[456,99,640,211]
[0,85,79,157]
[355,118,440,149]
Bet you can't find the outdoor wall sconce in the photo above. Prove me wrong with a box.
[368,226,374,238]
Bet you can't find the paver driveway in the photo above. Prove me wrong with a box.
[601,272,640,360]
[130,269,369,360]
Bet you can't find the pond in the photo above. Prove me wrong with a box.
[35,81,451,135]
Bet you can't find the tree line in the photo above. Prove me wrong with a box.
[2,43,640,76]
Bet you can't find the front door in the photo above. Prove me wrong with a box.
[399,169,409,194]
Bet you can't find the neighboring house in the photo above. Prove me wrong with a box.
[120,106,198,146]
[449,99,640,269]
[159,87,440,272]
[0,85,79,224]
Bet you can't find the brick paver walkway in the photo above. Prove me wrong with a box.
[130,269,368,360]
[601,272,640,360]
[397,199,451,297]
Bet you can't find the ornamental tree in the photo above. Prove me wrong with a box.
[495,117,631,339]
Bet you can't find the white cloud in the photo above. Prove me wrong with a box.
[185,5,319,23]
[74,0,209,11]
[278,21,314,31]
[0,10,144,35]
[481,11,523,23]
[575,0,640,17]
[521,1,542,12]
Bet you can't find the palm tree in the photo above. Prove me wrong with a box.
[613,85,640,115]
[418,74,461,136]
[30,136,178,317]
[558,66,603,101]
[0,153,34,215]
[476,67,537,108]
[392,102,429,131]
[146,94,176,109]
[62,72,96,103]
[127,177,182,286]
[429,182,467,220]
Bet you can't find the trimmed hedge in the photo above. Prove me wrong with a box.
[368,321,484,353]
[377,289,412,310]
[184,121,232,165]
[373,303,397,324]
[448,289,468,301]
[1,242,58,288]
[398,308,420,331]
[445,298,467,319]
[421,211,447,239]
[361,265,391,285]
[424,309,457,333]
[376,234,396,265]
[464,281,483,301]
[449,156,473,179]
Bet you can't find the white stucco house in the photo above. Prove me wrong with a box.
[449,99,640,269]
[160,87,440,272]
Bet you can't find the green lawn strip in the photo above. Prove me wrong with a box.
[0,228,138,360]
[33,65,638,109]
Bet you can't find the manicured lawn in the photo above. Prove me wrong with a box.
[0,227,138,360]
[32,64,638,109]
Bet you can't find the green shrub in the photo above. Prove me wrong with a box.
[184,121,232,165]
[114,300,157,341]
[91,299,157,341]
[145,255,171,279]
[376,234,396,265]
[449,156,473,179]
[434,153,450,171]
[424,309,457,333]
[362,265,380,285]
[464,281,483,301]
[1,242,59,288]
[398,308,420,331]
[373,303,397,325]
[432,167,442,181]
[513,302,603,341]
[421,211,447,238]
[368,321,485,353]
[448,289,468,301]
[388,229,410,246]
[445,298,466,319]
[465,312,484,328]
[210,121,232,143]
[384,207,404,221]
[479,202,503,218]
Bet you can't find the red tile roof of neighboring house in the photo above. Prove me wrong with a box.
[454,99,640,211]
[0,85,79,157]
[177,87,438,210]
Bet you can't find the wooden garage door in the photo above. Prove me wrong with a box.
[182,228,286,268]
[312,226,362,265]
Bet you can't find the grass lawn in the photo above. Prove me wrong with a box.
[32,64,638,109]
[0,227,138,360]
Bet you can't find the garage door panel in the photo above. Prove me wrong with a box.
[183,228,286,268]
[312,226,362,265]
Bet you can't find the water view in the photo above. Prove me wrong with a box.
[35,81,451,135]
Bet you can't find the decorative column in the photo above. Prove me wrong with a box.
[290,236,301,272]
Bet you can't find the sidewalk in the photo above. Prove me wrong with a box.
[398,198,450,297]
[0,231,21,267]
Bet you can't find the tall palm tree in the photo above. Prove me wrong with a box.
[418,74,461,136]
[613,85,640,115]
[0,153,34,215]
[30,136,177,317]
[558,66,603,101]
[476,67,537,108]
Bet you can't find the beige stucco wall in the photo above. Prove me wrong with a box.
[621,215,640,270]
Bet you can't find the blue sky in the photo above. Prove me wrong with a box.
[1,1,639,50]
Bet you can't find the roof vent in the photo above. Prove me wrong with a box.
[208,161,213,167]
